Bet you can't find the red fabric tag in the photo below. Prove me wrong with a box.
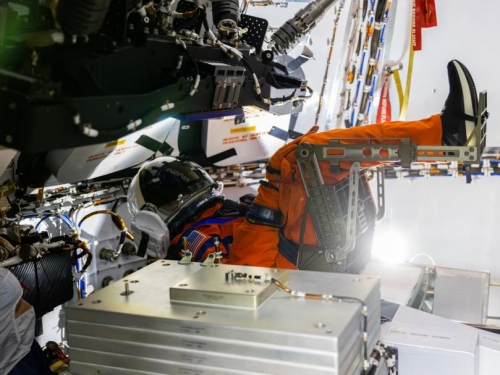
[376,75,392,123]
[412,0,422,51]
[421,0,438,28]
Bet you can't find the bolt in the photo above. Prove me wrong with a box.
[5,135,13,143]
[120,281,134,296]
[8,102,16,110]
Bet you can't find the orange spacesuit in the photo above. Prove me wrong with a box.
[169,203,245,263]
[228,115,443,269]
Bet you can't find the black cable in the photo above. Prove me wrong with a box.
[241,55,255,75]
[241,57,263,101]
[111,197,127,213]
[111,197,127,229]
[178,44,200,76]
[201,7,210,33]
[86,67,110,95]
[34,258,41,318]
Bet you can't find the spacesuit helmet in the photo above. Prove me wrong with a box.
[127,156,223,236]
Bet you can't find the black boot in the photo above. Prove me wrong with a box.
[440,60,478,146]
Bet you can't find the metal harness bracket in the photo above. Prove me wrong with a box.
[295,91,488,264]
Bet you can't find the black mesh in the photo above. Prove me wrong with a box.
[8,252,74,318]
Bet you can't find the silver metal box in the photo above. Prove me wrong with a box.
[170,266,289,309]
[432,266,490,324]
[66,261,380,374]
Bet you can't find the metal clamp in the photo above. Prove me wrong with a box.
[327,162,360,263]
[296,141,361,263]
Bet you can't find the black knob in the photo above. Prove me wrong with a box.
[261,50,274,64]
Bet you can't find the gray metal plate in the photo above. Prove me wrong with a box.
[170,265,289,308]
[66,261,380,375]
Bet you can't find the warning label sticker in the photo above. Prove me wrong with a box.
[222,131,268,145]
[86,144,140,163]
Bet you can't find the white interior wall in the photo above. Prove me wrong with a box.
[371,0,500,277]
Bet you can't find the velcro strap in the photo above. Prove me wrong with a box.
[277,232,326,266]
[220,199,248,216]
[266,165,281,175]
[246,203,282,227]
[288,130,304,139]
[137,231,149,258]
[259,180,279,191]
[269,126,288,141]
[207,148,237,164]
[277,231,299,264]
[442,110,477,123]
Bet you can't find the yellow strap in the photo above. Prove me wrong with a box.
[398,39,415,120]
[398,3,416,121]
[392,70,404,108]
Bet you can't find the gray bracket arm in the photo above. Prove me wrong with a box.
[298,91,488,180]
[295,140,361,263]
